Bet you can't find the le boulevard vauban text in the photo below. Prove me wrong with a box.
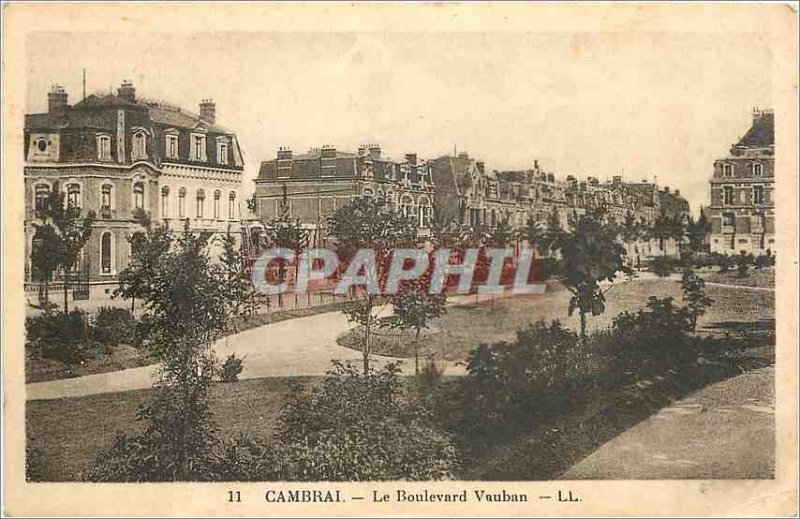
[262,488,581,504]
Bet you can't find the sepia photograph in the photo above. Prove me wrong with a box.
[2,2,798,517]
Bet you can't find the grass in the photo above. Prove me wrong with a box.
[338,278,775,361]
[701,267,775,289]
[26,376,319,482]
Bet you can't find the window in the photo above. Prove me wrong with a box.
[178,188,186,217]
[101,184,112,211]
[97,135,111,160]
[722,212,735,227]
[161,187,170,217]
[190,134,207,162]
[133,182,145,210]
[228,192,236,220]
[36,138,48,152]
[723,186,734,205]
[214,190,221,219]
[67,183,81,208]
[753,163,763,176]
[217,141,228,165]
[132,131,147,161]
[722,164,733,177]
[34,184,50,212]
[753,185,765,205]
[196,189,205,218]
[101,232,112,274]
[166,135,179,159]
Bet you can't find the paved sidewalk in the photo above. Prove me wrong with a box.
[562,366,775,479]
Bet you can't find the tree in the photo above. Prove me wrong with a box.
[686,212,711,254]
[30,223,60,308]
[551,210,625,339]
[90,223,254,481]
[115,210,171,312]
[264,219,306,307]
[327,197,417,374]
[518,216,549,256]
[219,231,257,331]
[681,268,713,330]
[36,183,96,313]
[488,219,514,248]
[648,214,684,257]
[387,277,447,377]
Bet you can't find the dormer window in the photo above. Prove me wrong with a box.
[131,130,147,161]
[722,163,733,177]
[165,132,179,159]
[97,134,112,161]
[190,133,207,162]
[753,163,763,176]
[216,137,229,165]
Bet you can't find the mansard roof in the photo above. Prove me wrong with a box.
[737,112,774,148]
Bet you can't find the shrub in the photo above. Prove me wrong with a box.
[219,354,244,383]
[754,254,774,269]
[714,252,734,272]
[25,309,91,364]
[268,362,459,481]
[90,307,138,346]
[681,269,714,330]
[649,255,677,277]
[691,253,716,270]
[735,251,753,278]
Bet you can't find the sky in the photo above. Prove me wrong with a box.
[27,30,774,214]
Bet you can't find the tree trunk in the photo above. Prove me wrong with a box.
[131,295,136,313]
[414,327,421,378]
[63,267,69,313]
[579,311,587,341]
[362,295,373,375]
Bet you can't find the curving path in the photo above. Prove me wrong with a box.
[26,303,468,401]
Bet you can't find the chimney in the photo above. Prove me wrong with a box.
[547,173,554,182]
[368,144,381,159]
[47,85,68,114]
[612,175,622,186]
[277,146,292,160]
[358,144,368,156]
[674,189,680,196]
[199,99,216,124]
[533,159,539,170]
[117,80,136,102]
[457,151,469,159]
[476,161,485,175]
[664,186,670,194]
[321,144,336,160]
[405,153,417,166]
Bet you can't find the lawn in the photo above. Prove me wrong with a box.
[26,376,318,482]
[701,267,775,289]
[338,278,775,361]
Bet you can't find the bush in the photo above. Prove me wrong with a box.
[219,354,244,383]
[754,254,775,269]
[735,251,753,278]
[90,307,138,347]
[691,253,716,270]
[713,252,734,272]
[269,362,459,481]
[649,256,678,277]
[25,309,91,364]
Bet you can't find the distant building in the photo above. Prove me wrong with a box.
[24,81,246,298]
[708,109,775,255]
[253,144,435,244]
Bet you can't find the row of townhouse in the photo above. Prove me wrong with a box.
[24,82,246,298]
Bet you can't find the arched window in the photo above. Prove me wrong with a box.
[101,184,113,211]
[214,190,221,219]
[400,195,414,219]
[228,191,237,220]
[161,186,170,218]
[196,189,206,219]
[67,183,81,209]
[97,134,112,161]
[178,187,186,218]
[132,131,147,161]
[418,197,432,227]
[101,232,112,274]
[34,184,50,212]
[133,182,145,210]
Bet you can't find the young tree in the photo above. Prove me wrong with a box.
[681,268,714,330]
[219,231,257,331]
[648,214,684,257]
[551,210,625,339]
[30,223,61,308]
[687,212,711,254]
[328,197,417,374]
[264,219,306,307]
[90,223,254,481]
[115,210,171,312]
[387,277,447,377]
[38,183,96,313]
[518,216,549,256]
